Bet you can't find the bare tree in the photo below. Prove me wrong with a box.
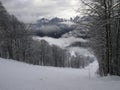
[80,0,120,76]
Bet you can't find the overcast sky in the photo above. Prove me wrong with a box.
[1,0,82,23]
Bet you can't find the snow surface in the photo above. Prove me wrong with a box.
[0,58,120,90]
[33,36,88,48]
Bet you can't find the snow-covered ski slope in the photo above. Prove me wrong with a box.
[0,58,120,90]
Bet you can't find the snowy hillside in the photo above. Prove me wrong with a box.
[0,58,120,90]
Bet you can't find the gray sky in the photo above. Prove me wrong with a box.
[1,0,82,23]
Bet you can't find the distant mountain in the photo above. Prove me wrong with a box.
[30,17,76,38]
[49,17,65,24]
[37,18,49,25]
[73,16,81,23]
[29,16,95,39]
[62,15,96,39]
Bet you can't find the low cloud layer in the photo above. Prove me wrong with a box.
[1,0,81,23]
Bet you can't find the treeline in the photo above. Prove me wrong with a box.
[0,2,93,68]
[26,39,93,67]
[0,2,31,60]
[80,0,120,76]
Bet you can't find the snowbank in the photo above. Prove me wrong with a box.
[0,58,120,90]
